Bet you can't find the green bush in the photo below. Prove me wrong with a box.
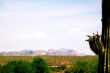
[32,57,50,73]
[14,60,32,73]
[0,64,3,73]
[3,61,17,73]
[61,64,67,70]
[71,60,88,73]
[1,57,50,73]
[2,60,32,73]
[71,60,98,73]
[65,68,71,73]
[88,60,98,73]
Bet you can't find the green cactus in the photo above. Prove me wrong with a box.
[86,32,105,73]
[87,0,110,73]
[86,32,104,56]
[102,0,110,73]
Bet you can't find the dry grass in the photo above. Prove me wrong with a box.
[0,56,98,66]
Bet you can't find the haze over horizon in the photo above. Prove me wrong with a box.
[0,0,102,55]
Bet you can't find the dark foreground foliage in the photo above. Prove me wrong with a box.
[0,57,50,73]
[32,57,50,73]
[2,60,32,73]
[0,56,98,73]
[70,59,98,73]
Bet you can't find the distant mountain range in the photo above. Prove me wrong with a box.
[0,48,86,56]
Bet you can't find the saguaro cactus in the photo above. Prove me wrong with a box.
[102,0,110,73]
[87,0,110,73]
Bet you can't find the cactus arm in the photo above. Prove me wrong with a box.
[87,33,104,55]
[86,33,104,73]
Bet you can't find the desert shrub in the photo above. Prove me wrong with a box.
[88,60,98,73]
[32,57,50,73]
[14,60,32,73]
[3,61,17,73]
[71,60,88,73]
[2,60,32,73]
[71,60,98,73]
[65,68,72,73]
[0,64,3,73]
[61,64,67,70]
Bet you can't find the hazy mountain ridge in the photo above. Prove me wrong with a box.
[0,49,86,56]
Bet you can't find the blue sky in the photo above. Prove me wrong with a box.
[0,0,102,55]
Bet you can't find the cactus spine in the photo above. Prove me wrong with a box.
[87,0,110,73]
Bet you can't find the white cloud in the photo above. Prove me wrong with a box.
[12,33,28,40]
[0,30,3,35]
[65,28,86,37]
[11,32,48,40]
[32,32,48,39]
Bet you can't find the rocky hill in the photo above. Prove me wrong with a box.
[0,49,86,56]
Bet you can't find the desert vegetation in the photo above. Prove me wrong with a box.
[0,56,98,73]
